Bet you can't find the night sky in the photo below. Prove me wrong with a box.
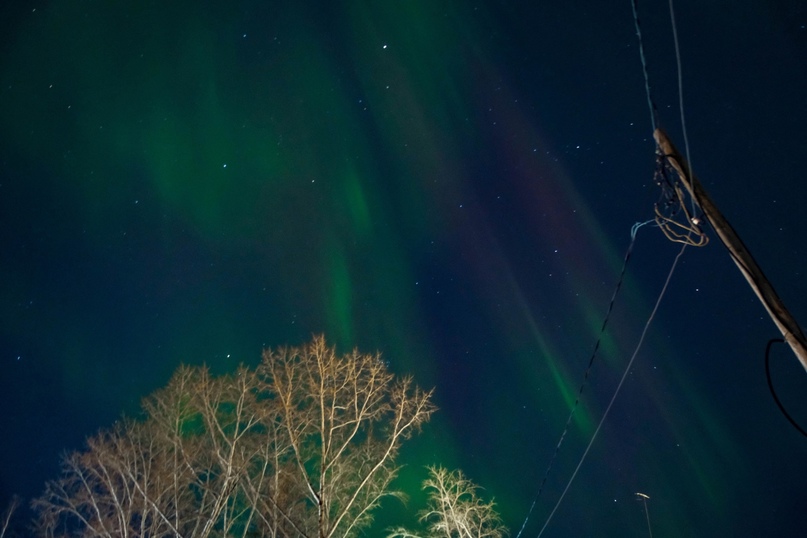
[1,1,806,536]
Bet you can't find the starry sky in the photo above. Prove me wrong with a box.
[1,0,806,536]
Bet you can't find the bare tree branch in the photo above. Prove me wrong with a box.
[0,496,19,538]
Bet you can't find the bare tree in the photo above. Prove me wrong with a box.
[32,336,435,538]
[388,466,508,538]
[260,335,436,538]
[32,366,229,538]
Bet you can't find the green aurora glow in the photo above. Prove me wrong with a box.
[2,1,806,536]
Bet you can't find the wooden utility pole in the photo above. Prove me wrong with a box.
[654,128,807,373]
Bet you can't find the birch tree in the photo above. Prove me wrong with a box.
[387,466,508,538]
[32,335,436,538]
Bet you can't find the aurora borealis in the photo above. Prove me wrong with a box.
[1,0,806,536]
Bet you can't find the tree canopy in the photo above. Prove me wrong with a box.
[25,336,506,538]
